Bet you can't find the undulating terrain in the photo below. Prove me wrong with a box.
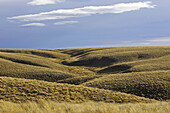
[0,47,169,112]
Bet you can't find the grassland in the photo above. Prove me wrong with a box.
[83,71,170,100]
[0,47,169,112]
[0,100,169,113]
[0,77,154,103]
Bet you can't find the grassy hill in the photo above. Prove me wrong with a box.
[83,71,170,100]
[0,77,154,103]
[0,47,170,112]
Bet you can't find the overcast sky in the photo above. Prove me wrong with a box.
[0,0,170,49]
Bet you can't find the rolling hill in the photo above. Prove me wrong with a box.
[0,47,169,112]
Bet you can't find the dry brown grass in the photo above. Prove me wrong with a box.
[0,100,169,113]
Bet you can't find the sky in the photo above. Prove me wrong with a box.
[0,0,170,49]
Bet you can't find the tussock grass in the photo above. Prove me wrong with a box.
[0,77,154,103]
[0,49,69,59]
[57,75,101,85]
[126,54,170,72]
[83,71,170,100]
[63,47,170,69]
[0,100,169,113]
[0,47,170,109]
[0,50,94,81]
[98,54,170,74]
[98,64,131,73]
[0,58,75,82]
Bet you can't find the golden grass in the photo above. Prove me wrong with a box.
[0,51,94,84]
[97,54,170,74]
[57,75,101,85]
[0,49,94,76]
[1,47,170,76]
[0,77,154,103]
[83,70,170,100]
[63,47,170,67]
[0,58,75,82]
[0,47,169,105]
[0,49,69,59]
[0,100,169,113]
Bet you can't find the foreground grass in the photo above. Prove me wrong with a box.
[0,100,169,113]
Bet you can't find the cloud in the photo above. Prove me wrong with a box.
[122,37,170,46]
[54,21,79,25]
[147,37,170,42]
[120,40,150,45]
[28,0,64,6]
[8,1,155,22]
[21,23,46,27]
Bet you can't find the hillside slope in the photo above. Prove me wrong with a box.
[0,77,154,103]
[83,71,170,100]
